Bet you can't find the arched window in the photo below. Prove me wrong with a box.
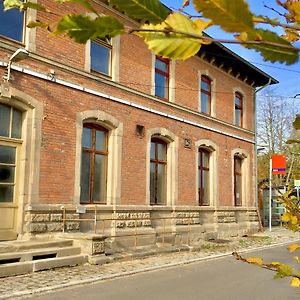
[234,92,243,126]
[0,104,22,204]
[198,148,210,206]
[234,155,242,206]
[200,75,212,114]
[0,1,24,42]
[150,138,167,205]
[80,124,108,204]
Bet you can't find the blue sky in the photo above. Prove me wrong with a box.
[161,0,300,104]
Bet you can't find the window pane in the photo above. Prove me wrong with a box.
[201,80,209,91]
[202,170,209,205]
[155,73,168,99]
[156,164,166,205]
[12,108,22,139]
[155,59,168,72]
[93,154,107,203]
[150,162,155,204]
[0,2,23,41]
[150,142,155,160]
[0,165,15,183]
[91,41,110,75]
[157,143,166,161]
[0,185,14,203]
[80,152,91,203]
[235,175,242,205]
[82,127,92,148]
[201,93,209,113]
[202,151,209,168]
[235,95,242,106]
[235,110,241,126]
[95,130,106,151]
[0,146,16,164]
[235,158,242,172]
[0,104,11,137]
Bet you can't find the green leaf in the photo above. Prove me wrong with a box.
[56,0,98,16]
[22,2,48,12]
[278,263,294,277]
[136,13,208,60]
[193,0,254,32]
[109,0,169,24]
[3,0,22,10]
[293,115,300,130]
[240,29,299,65]
[54,14,124,43]
[27,20,49,29]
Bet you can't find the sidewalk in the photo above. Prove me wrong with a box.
[1,227,300,300]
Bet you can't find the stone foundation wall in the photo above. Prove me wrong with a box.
[22,205,260,251]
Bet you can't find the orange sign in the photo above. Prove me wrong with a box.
[272,155,286,174]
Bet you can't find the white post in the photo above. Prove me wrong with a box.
[269,158,272,232]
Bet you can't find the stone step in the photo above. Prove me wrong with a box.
[0,239,74,254]
[0,246,82,264]
[0,254,88,278]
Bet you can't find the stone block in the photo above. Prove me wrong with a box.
[50,214,63,222]
[30,214,50,223]
[47,223,64,232]
[92,241,105,254]
[29,223,47,233]
[0,261,33,278]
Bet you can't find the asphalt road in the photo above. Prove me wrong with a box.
[26,244,300,300]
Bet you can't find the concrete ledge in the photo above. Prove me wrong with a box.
[33,255,88,272]
[0,261,33,277]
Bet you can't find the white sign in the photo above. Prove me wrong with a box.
[295,180,300,187]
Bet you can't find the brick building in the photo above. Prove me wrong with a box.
[0,1,276,250]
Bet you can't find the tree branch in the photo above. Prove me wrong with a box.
[129,28,300,52]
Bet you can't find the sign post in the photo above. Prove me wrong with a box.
[269,155,286,232]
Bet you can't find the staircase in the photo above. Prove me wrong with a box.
[0,239,87,277]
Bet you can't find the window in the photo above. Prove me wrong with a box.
[234,156,242,206]
[150,138,167,205]
[91,38,112,76]
[198,148,210,205]
[200,75,211,114]
[234,92,243,126]
[0,104,22,203]
[0,1,24,42]
[80,124,108,204]
[155,56,169,100]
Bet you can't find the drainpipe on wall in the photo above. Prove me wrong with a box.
[254,79,272,210]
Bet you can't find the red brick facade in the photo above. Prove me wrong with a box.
[0,1,276,244]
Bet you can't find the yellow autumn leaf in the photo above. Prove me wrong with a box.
[246,257,263,265]
[294,256,300,263]
[291,215,298,225]
[291,277,300,287]
[286,1,300,22]
[288,243,300,253]
[282,213,291,222]
[283,28,300,43]
[137,13,205,60]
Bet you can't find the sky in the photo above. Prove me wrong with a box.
[161,0,300,107]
